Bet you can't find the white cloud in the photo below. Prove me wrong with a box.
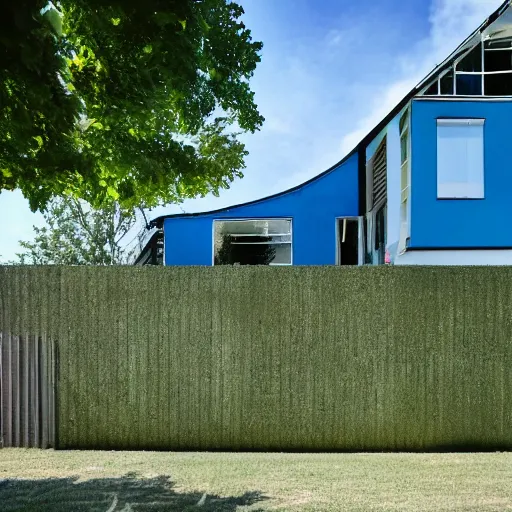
[340,0,504,155]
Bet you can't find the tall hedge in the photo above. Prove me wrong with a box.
[1,265,511,450]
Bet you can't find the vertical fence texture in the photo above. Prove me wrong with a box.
[1,265,512,451]
[0,333,56,448]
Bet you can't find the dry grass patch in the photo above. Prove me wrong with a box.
[1,450,512,511]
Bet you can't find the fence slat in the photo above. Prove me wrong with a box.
[15,335,20,447]
[7,333,12,447]
[0,333,55,448]
[41,335,48,449]
[49,337,55,448]
[24,333,29,447]
[0,333,3,447]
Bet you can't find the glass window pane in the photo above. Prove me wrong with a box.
[485,39,512,50]
[484,73,512,95]
[214,220,292,265]
[484,50,512,72]
[266,219,292,235]
[457,44,482,72]
[440,70,454,95]
[270,244,292,265]
[456,74,482,95]
[400,130,408,165]
[423,81,438,95]
[437,121,484,199]
[399,110,408,133]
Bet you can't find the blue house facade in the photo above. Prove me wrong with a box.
[136,0,512,267]
[162,153,359,266]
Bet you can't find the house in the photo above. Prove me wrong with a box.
[135,0,512,267]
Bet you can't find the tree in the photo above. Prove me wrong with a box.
[1,1,264,211]
[215,233,276,265]
[17,198,136,264]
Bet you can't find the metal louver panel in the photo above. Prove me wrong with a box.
[372,137,387,208]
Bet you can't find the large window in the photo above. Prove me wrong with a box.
[213,219,292,266]
[422,38,512,97]
[437,119,484,199]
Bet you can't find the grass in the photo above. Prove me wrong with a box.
[0,450,512,511]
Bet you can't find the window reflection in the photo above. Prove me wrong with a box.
[214,220,292,265]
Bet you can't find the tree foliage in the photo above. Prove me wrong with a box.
[17,198,136,264]
[215,233,276,265]
[1,0,264,211]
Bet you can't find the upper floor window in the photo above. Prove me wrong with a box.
[213,219,292,266]
[437,119,484,199]
[422,38,512,97]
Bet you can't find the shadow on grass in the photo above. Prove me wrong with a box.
[0,473,267,511]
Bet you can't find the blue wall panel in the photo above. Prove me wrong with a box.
[411,100,512,248]
[164,153,359,265]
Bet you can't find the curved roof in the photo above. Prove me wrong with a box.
[150,0,511,229]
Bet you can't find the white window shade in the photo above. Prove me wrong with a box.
[437,119,485,199]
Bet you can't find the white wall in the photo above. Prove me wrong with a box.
[395,250,512,266]
[385,116,401,262]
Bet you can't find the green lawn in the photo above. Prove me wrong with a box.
[0,450,511,511]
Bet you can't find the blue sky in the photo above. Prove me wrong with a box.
[0,0,503,261]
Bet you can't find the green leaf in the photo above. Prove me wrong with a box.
[1,169,13,178]
[1,0,263,211]
[99,180,107,187]
[33,136,43,148]
[199,15,210,32]
[43,8,63,37]
[107,186,120,200]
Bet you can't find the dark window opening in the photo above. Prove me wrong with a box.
[484,50,512,72]
[485,73,512,95]
[420,40,512,98]
[364,217,372,264]
[440,71,454,95]
[374,207,386,265]
[424,81,438,95]
[337,219,359,266]
[457,43,482,72]
[456,74,482,95]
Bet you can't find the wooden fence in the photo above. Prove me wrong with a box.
[0,333,56,448]
[1,265,512,451]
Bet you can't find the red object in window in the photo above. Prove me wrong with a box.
[385,249,391,265]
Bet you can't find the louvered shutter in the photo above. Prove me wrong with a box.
[372,137,387,208]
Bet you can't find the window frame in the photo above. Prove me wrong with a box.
[212,218,293,266]
[436,118,485,200]
[335,216,364,266]
[421,36,512,97]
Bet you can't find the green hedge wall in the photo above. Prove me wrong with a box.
[1,265,512,450]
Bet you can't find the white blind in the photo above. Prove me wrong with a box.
[437,119,484,199]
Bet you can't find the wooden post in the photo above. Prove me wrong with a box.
[34,335,39,447]
[15,335,20,447]
[25,333,29,447]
